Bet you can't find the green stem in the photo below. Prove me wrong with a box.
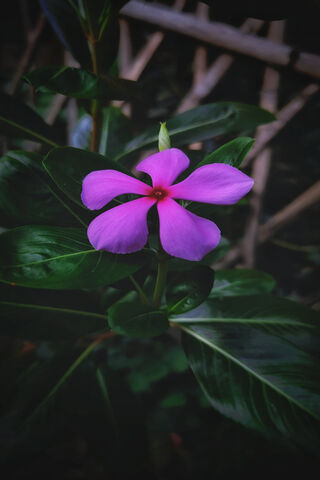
[129,275,149,305]
[90,40,102,152]
[152,255,168,308]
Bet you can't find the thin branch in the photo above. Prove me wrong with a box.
[214,180,320,269]
[242,20,285,267]
[242,83,320,167]
[258,180,320,243]
[176,18,264,114]
[119,19,133,76]
[121,0,186,82]
[9,13,46,95]
[121,1,320,78]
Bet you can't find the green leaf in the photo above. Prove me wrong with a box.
[43,146,131,207]
[39,0,92,69]
[196,137,254,168]
[0,301,106,340]
[0,151,77,227]
[0,226,146,289]
[99,106,132,158]
[210,269,276,297]
[167,265,214,314]
[116,102,275,160]
[24,66,140,102]
[0,93,59,146]
[108,301,169,338]
[177,295,320,453]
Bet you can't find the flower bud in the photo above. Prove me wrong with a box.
[158,122,171,151]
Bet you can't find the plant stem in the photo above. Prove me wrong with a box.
[90,40,102,152]
[152,255,168,308]
[129,275,149,305]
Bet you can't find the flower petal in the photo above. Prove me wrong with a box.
[170,163,254,204]
[81,170,149,210]
[87,197,156,254]
[157,198,220,261]
[136,148,190,187]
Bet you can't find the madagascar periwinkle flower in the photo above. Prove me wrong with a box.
[81,148,254,261]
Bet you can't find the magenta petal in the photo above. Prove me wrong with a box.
[170,163,254,204]
[136,148,190,187]
[157,198,220,261]
[81,170,149,210]
[87,197,156,254]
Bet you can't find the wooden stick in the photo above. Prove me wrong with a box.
[176,18,264,114]
[214,180,320,268]
[119,19,133,77]
[121,1,320,78]
[242,83,320,166]
[242,20,285,267]
[9,13,46,95]
[121,0,186,82]
[258,181,320,243]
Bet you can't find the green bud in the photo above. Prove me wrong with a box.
[158,122,171,151]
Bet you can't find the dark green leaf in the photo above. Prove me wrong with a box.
[24,67,140,102]
[177,295,320,453]
[0,93,59,146]
[167,265,214,314]
[108,301,169,338]
[99,106,132,158]
[43,146,131,206]
[0,151,76,227]
[197,137,254,168]
[39,0,92,69]
[0,301,106,340]
[0,226,145,289]
[116,102,275,160]
[210,269,276,297]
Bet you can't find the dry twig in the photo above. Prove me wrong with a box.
[242,20,285,267]
[121,1,320,78]
[176,18,264,114]
[214,180,320,269]
[9,13,46,95]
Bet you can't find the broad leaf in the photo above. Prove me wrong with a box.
[0,151,76,227]
[167,265,214,314]
[108,301,169,338]
[0,93,59,146]
[176,295,320,453]
[43,146,131,206]
[25,67,140,102]
[0,226,145,289]
[0,301,106,340]
[39,0,92,69]
[210,269,276,297]
[116,102,275,160]
[197,137,254,168]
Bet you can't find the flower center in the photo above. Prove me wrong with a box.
[149,186,168,201]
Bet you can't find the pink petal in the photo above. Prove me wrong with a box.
[170,163,254,204]
[136,148,190,187]
[81,170,149,210]
[157,198,220,261]
[87,197,156,254]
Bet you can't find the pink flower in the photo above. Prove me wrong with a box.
[81,148,254,261]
